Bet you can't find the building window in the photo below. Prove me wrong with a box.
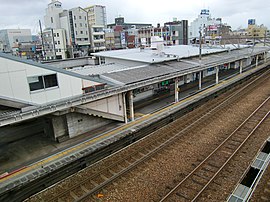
[80,23,82,27]
[74,16,76,20]
[57,33,59,37]
[58,41,60,44]
[44,74,58,88]
[80,31,83,34]
[75,23,77,28]
[51,17,53,23]
[79,16,82,19]
[28,76,44,91]
[28,74,58,92]
[100,57,105,64]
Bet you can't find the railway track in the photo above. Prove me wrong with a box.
[159,96,270,201]
[30,70,270,202]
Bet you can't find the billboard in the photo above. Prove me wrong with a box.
[248,19,255,25]
[208,25,218,31]
[120,32,126,46]
[201,9,210,15]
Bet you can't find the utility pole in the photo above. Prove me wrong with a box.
[39,20,45,61]
[264,30,267,46]
[199,28,202,90]
[51,29,57,59]
[199,29,202,61]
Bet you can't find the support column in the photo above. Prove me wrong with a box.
[216,66,219,84]
[122,92,128,123]
[128,91,134,121]
[256,55,259,67]
[228,62,231,69]
[199,71,202,90]
[174,78,179,103]
[264,52,267,63]
[184,75,187,84]
[240,60,243,74]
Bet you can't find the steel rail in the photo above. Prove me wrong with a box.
[159,96,270,202]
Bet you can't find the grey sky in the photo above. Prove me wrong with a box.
[0,0,269,34]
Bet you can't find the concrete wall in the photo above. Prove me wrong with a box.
[0,57,83,104]
[51,115,68,140]
[66,112,111,138]
[84,94,124,117]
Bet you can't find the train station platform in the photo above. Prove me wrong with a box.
[0,61,269,201]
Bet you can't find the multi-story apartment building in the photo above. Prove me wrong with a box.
[107,17,152,30]
[104,29,115,50]
[44,0,91,58]
[0,29,32,52]
[85,5,107,52]
[86,5,106,26]
[164,20,188,45]
[68,7,91,56]
[42,28,67,60]
[106,17,152,50]
[138,27,153,46]
[247,19,268,39]
[44,0,63,29]
[137,20,188,47]
[189,9,223,42]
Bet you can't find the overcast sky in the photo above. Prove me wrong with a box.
[0,0,269,34]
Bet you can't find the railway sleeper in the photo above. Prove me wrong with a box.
[100,174,109,181]
[175,192,190,201]
[90,180,99,187]
[191,177,206,186]
[207,161,221,169]
[202,164,218,173]
[230,137,244,143]
[196,169,213,179]
[70,191,79,200]
[108,169,116,175]
[193,173,210,182]
[224,144,238,150]
[261,196,270,201]
[176,185,191,196]
[228,140,241,146]
[80,185,89,193]
[220,149,233,156]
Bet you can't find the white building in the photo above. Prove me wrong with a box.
[85,5,106,26]
[44,1,90,58]
[43,28,67,60]
[0,29,32,52]
[85,5,106,52]
[189,9,222,41]
[68,7,91,55]
[44,0,63,29]
[0,52,104,105]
